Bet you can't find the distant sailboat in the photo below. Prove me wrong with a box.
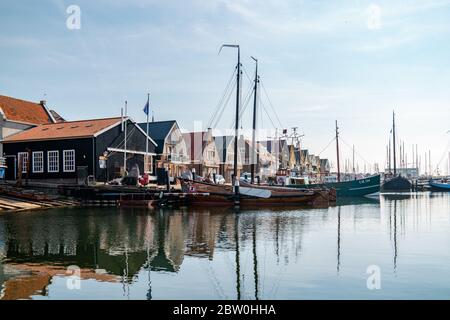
[382,111,412,191]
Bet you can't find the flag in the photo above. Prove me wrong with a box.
[143,99,150,116]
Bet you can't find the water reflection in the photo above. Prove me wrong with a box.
[0,192,449,300]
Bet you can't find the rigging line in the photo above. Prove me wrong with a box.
[213,77,237,129]
[339,136,372,166]
[433,140,450,174]
[317,137,337,156]
[242,64,258,88]
[229,84,254,130]
[207,66,238,129]
[259,99,277,129]
[112,126,137,150]
[209,66,237,128]
[260,80,283,129]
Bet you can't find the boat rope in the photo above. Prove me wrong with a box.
[260,80,283,129]
[433,139,450,174]
[317,137,336,156]
[212,77,237,129]
[339,136,372,166]
[207,66,237,129]
[229,83,254,130]
[259,98,277,129]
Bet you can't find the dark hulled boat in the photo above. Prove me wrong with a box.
[304,174,381,197]
[382,176,411,192]
[183,180,334,207]
[381,111,412,192]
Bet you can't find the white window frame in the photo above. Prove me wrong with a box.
[63,150,76,172]
[18,152,29,174]
[48,150,59,173]
[32,151,44,173]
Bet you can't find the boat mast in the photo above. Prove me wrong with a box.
[250,56,258,184]
[219,44,241,199]
[388,137,391,173]
[352,144,355,174]
[335,120,341,182]
[392,111,397,176]
[124,100,128,174]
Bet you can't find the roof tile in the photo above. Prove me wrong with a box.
[0,95,54,125]
[2,117,122,143]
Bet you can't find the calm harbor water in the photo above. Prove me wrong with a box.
[0,192,449,300]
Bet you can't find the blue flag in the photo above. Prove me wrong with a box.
[143,100,150,115]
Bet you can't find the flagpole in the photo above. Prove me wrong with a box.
[146,93,150,173]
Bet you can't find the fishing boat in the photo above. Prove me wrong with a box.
[381,111,412,191]
[302,174,380,197]
[429,180,450,191]
[284,121,380,197]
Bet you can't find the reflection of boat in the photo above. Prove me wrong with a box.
[380,193,413,201]
[429,181,450,191]
[183,180,333,207]
[335,195,380,206]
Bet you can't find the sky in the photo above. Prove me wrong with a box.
[1,0,450,174]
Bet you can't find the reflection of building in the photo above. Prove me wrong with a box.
[185,212,222,260]
[0,264,119,300]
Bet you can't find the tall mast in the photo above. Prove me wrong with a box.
[145,93,150,173]
[219,44,241,197]
[388,137,391,173]
[250,56,258,184]
[124,100,128,174]
[335,120,341,182]
[392,110,397,175]
[352,144,355,174]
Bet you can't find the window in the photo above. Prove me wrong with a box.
[63,150,75,172]
[48,151,59,173]
[32,152,44,173]
[18,152,29,174]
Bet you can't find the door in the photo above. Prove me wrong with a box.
[5,156,16,180]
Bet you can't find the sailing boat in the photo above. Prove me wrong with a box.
[381,111,412,191]
[184,45,334,207]
[286,121,381,197]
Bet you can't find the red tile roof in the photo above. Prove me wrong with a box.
[0,95,54,125]
[2,117,123,143]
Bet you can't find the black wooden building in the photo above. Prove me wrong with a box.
[2,117,157,184]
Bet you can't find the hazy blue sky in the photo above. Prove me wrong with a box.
[1,0,450,173]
